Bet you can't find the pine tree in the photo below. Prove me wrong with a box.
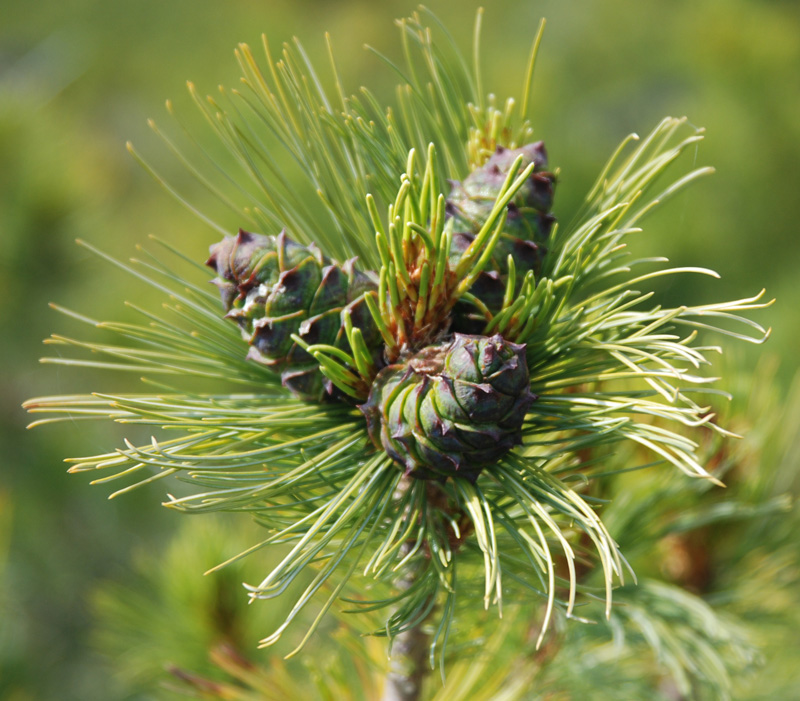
[25,8,791,700]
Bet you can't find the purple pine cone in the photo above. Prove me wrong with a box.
[447,142,557,334]
[207,229,380,401]
[361,334,536,482]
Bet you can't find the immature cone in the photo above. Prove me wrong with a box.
[448,142,557,334]
[207,229,380,401]
[361,334,535,482]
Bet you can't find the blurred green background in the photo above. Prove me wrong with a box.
[2,0,798,698]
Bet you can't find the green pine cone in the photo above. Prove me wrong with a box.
[447,142,557,334]
[447,141,556,245]
[360,334,536,482]
[207,229,380,401]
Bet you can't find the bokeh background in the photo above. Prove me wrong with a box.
[2,0,799,698]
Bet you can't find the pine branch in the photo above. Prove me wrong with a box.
[24,8,777,692]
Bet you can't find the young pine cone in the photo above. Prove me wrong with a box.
[360,334,536,482]
[207,229,380,401]
[447,142,557,334]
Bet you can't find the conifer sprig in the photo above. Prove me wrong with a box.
[367,146,535,356]
[94,361,797,700]
[127,7,546,271]
[24,7,773,675]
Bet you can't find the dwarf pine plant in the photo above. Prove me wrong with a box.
[25,8,772,699]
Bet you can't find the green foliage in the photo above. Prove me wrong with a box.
[126,7,529,269]
[10,2,799,699]
[92,361,798,699]
[92,514,386,700]
[23,10,777,681]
